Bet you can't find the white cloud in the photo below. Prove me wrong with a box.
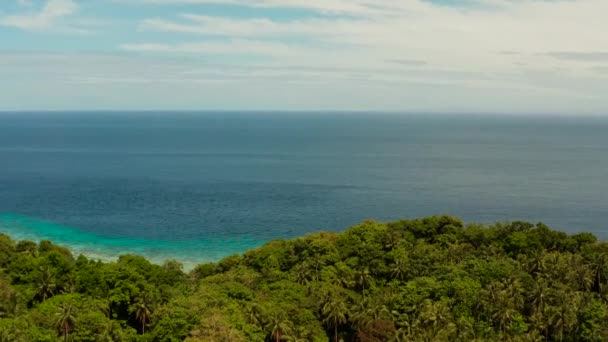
[113,0,384,16]
[1,51,603,113]
[545,52,608,62]
[17,0,35,7]
[0,0,78,31]
[127,0,608,72]
[120,39,316,57]
[2,0,608,112]
[138,15,357,38]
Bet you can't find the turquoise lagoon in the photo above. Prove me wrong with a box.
[0,214,263,270]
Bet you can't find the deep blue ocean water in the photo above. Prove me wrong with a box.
[1,112,607,266]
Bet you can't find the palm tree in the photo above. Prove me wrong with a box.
[392,310,418,341]
[574,263,594,292]
[382,230,402,250]
[0,328,16,342]
[292,262,312,285]
[132,293,152,334]
[310,256,326,282]
[351,299,390,329]
[244,303,266,329]
[523,252,545,276]
[284,327,310,342]
[479,277,524,334]
[98,321,124,342]
[62,273,77,294]
[547,305,567,342]
[266,313,293,342]
[331,264,355,289]
[540,253,562,282]
[453,316,475,341]
[322,297,349,342]
[503,277,524,309]
[546,293,577,342]
[351,300,373,329]
[390,257,409,281]
[591,251,608,293]
[98,299,112,319]
[36,266,56,302]
[418,300,454,338]
[528,279,548,315]
[356,268,372,299]
[55,302,76,342]
[0,283,19,318]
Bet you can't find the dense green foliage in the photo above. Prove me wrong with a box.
[1,216,608,341]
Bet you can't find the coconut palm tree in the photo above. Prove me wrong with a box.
[244,302,266,329]
[36,266,56,302]
[284,327,310,342]
[453,316,475,341]
[132,293,152,334]
[322,297,349,342]
[591,251,608,293]
[528,279,548,315]
[55,302,76,342]
[331,264,355,289]
[390,257,409,281]
[382,230,402,250]
[0,282,19,318]
[574,263,594,292]
[547,305,567,342]
[98,320,124,342]
[546,293,577,342]
[98,299,112,319]
[0,328,16,342]
[62,273,77,294]
[418,300,454,338]
[292,262,312,285]
[265,313,292,342]
[310,256,326,282]
[351,298,390,329]
[356,268,372,299]
[351,300,373,329]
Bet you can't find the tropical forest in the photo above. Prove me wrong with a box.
[1,215,607,341]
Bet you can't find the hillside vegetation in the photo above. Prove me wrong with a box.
[1,216,608,341]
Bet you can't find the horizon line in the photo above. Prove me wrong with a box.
[1,109,607,117]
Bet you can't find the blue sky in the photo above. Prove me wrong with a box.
[0,0,607,113]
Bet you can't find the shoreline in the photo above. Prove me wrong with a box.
[0,214,265,271]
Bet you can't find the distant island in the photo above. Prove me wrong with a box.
[1,215,607,341]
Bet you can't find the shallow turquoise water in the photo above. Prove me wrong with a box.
[0,214,263,269]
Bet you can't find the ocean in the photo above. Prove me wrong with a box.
[1,112,607,267]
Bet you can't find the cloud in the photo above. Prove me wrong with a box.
[386,59,428,67]
[138,15,361,39]
[17,0,35,7]
[3,0,608,113]
[128,0,608,70]
[591,66,608,75]
[0,0,78,31]
[120,40,315,57]
[545,52,608,62]
[114,0,388,16]
[1,51,601,112]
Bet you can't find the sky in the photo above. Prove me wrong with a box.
[0,0,607,113]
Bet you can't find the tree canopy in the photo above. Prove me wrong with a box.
[0,215,607,341]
